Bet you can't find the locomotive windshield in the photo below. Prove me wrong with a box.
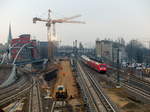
[100,65,106,67]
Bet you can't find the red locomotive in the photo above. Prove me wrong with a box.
[81,55,107,73]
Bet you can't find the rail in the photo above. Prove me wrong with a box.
[50,101,56,112]
[122,83,150,100]
[0,81,33,106]
[77,62,118,112]
[0,74,33,106]
[50,101,66,112]
[77,63,101,112]
[86,70,118,112]
[28,78,43,112]
[7,98,25,112]
[107,68,150,102]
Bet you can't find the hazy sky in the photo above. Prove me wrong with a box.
[0,0,150,46]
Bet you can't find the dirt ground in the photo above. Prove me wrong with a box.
[52,59,84,111]
[105,88,150,112]
[53,60,78,97]
[102,82,150,112]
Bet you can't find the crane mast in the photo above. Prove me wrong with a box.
[33,9,85,62]
[46,9,53,60]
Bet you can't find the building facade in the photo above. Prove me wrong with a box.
[96,40,113,60]
[0,44,6,60]
[96,40,126,63]
[11,34,38,62]
[38,41,48,59]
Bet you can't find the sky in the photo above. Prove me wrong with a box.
[0,0,150,46]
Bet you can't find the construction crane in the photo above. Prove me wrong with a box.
[33,9,85,61]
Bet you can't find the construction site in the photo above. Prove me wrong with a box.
[0,5,150,112]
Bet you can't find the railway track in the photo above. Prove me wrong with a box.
[0,67,33,106]
[0,76,28,97]
[89,66,150,102]
[124,74,150,92]
[0,75,32,106]
[122,83,150,100]
[7,98,25,112]
[123,79,150,95]
[108,68,150,101]
[29,78,43,112]
[121,80,150,102]
[50,101,66,112]
[77,63,102,112]
[97,69,150,102]
[112,68,150,90]
[0,80,33,106]
[0,77,24,93]
[77,62,118,112]
[86,70,118,112]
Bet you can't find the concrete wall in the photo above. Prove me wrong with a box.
[0,64,12,85]
[0,65,17,87]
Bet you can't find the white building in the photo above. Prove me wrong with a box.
[96,40,113,60]
[96,40,126,63]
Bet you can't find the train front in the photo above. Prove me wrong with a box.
[99,64,107,73]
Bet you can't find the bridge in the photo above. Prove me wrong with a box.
[0,42,46,87]
[13,58,45,66]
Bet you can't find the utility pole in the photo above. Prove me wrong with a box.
[75,40,78,57]
[101,41,103,58]
[143,40,150,65]
[147,41,150,64]
[130,40,133,76]
[149,41,150,64]
[116,48,120,88]
[130,41,133,65]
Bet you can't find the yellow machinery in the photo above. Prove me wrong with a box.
[144,68,150,74]
[55,85,68,99]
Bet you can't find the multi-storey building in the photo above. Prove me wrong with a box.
[96,40,113,60]
[38,41,48,59]
[11,34,38,62]
[96,40,126,63]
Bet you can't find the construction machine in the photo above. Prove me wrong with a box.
[55,85,68,100]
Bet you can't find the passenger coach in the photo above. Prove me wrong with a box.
[81,55,107,73]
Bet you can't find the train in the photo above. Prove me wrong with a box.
[81,55,107,73]
[55,85,68,100]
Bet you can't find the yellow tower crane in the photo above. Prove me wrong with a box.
[33,9,85,62]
